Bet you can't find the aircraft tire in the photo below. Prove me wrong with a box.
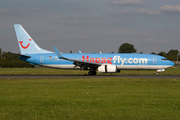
[93,71,97,75]
[88,71,97,75]
[156,72,159,76]
[88,71,93,75]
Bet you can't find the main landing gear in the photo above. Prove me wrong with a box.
[88,70,97,75]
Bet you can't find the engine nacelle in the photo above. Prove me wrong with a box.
[98,64,120,73]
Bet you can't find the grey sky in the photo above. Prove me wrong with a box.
[0,0,180,54]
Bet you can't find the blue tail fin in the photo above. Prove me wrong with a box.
[14,24,53,54]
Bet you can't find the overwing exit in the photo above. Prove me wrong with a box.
[14,24,175,75]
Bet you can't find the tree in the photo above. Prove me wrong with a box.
[167,49,179,55]
[166,49,179,61]
[151,52,156,54]
[0,51,32,68]
[0,48,1,58]
[118,43,136,53]
[158,51,167,57]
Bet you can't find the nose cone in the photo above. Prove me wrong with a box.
[170,61,175,66]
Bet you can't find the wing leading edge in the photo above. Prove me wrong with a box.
[54,47,101,69]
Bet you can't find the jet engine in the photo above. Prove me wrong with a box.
[98,64,120,73]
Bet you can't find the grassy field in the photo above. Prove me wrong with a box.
[0,68,180,119]
[0,78,180,120]
[0,67,180,75]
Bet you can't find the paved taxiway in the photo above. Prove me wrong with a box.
[0,75,180,79]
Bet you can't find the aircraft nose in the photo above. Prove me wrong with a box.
[169,61,175,66]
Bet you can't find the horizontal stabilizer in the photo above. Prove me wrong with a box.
[19,54,31,58]
[11,53,31,58]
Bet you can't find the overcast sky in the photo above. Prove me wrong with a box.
[0,0,180,54]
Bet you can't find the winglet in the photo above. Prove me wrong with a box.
[79,50,82,53]
[54,47,64,59]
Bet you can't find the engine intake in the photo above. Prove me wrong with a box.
[98,64,120,73]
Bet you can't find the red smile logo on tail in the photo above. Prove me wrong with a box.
[19,39,31,49]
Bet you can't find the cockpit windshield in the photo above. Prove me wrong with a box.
[161,58,168,61]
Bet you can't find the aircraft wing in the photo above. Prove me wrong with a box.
[54,47,101,69]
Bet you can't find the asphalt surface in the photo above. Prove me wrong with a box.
[0,75,180,79]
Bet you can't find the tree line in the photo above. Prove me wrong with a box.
[0,43,179,68]
[118,43,180,61]
[0,48,32,68]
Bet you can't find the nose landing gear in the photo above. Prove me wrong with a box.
[156,69,165,76]
[156,72,159,76]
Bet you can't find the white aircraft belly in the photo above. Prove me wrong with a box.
[117,65,172,70]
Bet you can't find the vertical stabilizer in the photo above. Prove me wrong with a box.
[14,24,53,54]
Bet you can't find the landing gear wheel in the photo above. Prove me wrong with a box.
[88,71,93,75]
[156,72,159,76]
[88,70,97,75]
[92,71,97,75]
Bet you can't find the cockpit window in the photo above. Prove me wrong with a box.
[161,58,168,61]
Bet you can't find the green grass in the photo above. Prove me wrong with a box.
[0,67,180,75]
[0,78,180,120]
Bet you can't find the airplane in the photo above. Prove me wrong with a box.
[14,24,175,76]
